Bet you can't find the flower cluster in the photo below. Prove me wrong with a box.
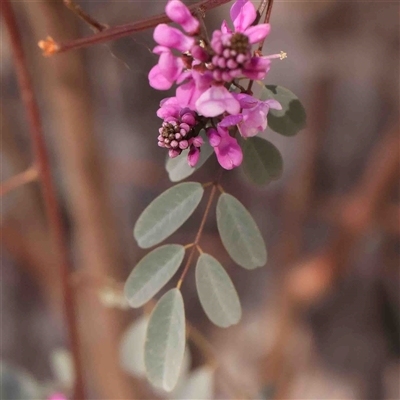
[149,0,284,170]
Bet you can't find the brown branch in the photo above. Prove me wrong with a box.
[39,0,232,55]
[0,166,38,197]
[63,0,107,32]
[177,183,218,289]
[2,2,85,399]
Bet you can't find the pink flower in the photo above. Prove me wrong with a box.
[207,127,243,170]
[234,94,282,137]
[208,0,271,83]
[196,86,240,117]
[166,0,200,35]
[187,136,204,167]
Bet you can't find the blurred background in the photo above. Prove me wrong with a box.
[1,0,399,399]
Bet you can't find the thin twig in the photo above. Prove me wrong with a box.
[0,166,38,197]
[63,0,107,32]
[39,0,231,55]
[176,184,218,289]
[3,2,85,399]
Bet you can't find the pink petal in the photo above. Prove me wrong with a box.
[230,0,248,23]
[214,129,243,169]
[244,24,271,44]
[187,145,200,167]
[263,99,282,110]
[192,136,204,147]
[148,65,173,90]
[220,114,243,127]
[166,0,200,34]
[207,128,221,147]
[158,51,184,81]
[195,86,240,117]
[234,93,260,109]
[233,1,257,33]
[221,20,233,34]
[154,24,194,52]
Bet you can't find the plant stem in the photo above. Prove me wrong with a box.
[3,2,85,399]
[40,0,231,55]
[176,183,217,289]
[63,0,107,32]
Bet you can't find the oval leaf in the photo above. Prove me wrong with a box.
[145,289,186,392]
[166,131,214,182]
[120,316,149,377]
[124,245,185,308]
[242,137,283,186]
[134,182,204,248]
[217,193,267,269]
[196,254,242,328]
[260,85,306,136]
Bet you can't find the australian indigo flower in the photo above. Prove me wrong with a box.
[149,0,284,170]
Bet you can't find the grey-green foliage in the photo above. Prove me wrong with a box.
[144,288,186,392]
[166,130,214,182]
[261,85,306,136]
[120,316,149,377]
[242,137,283,186]
[217,193,267,269]
[124,245,184,308]
[196,253,242,328]
[134,182,204,248]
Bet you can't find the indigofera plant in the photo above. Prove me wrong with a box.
[123,0,306,392]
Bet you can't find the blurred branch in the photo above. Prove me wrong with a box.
[38,0,231,55]
[0,166,38,197]
[2,2,85,399]
[63,0,107,32]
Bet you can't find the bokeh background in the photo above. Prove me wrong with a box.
[1,1,399,399]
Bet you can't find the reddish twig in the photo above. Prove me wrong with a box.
[63,0,107,32]
[0,166,39,197]
[39,0,231,55]
[177,183,218,289]
[3,2,85,399]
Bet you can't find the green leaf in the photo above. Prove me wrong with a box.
[260,85,306,136]
[217,193,267,269]
[120,316,149,377]
[242,137,283,186]
[134,182,204,248]
[196,254,242,328]
[124,245,185,308]
[144,288,186,392]
[166,131,214,182]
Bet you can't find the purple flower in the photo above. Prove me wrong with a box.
[207,126,243,170]
[187,135,204,167]
[157,98,199,157]
[166,0,200,35]
[234,93,282,137]
[196,86,240,117]
[208,0,271,83]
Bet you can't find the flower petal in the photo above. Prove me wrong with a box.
[187,145,200,167]
[233,0,256,33]
[196,86,240,117]
[207,128,221,147]
[166,0,200,34]
[263,99,282,110]
[154,24,194,52]
[158,50,184,81]
[244,24,271,44]
[230,0,248,23]
[148,65,173,90]
[220,114,243,127]
[214,128,243,169]
[221,20,233,34]
[234,93,260,109]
